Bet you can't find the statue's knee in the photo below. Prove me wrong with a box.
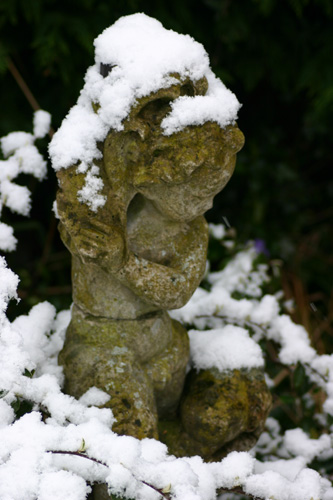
[180,367,272,455]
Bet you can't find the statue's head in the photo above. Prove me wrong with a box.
[50,13,244,220]
[103,74,244,222]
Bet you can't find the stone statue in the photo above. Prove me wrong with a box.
[51,13,271,463]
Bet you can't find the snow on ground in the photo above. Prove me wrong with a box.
[1,229,333,498]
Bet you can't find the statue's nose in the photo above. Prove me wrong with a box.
[223,125,245,154]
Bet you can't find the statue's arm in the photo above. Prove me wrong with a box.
[56,179,127,271]
[116,217,208,310]
[59,210,206,310]
[58,218,126,267]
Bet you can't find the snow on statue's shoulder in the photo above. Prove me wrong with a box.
[49,13,241,210]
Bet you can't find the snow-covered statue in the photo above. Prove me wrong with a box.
[50,14,271,460]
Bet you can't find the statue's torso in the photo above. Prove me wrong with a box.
[72,195,207,319]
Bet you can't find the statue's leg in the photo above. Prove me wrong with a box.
[159,367,272,460]
[59,306,158,439]
[144,317,190,418]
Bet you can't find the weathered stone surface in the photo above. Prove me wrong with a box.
[159,367,272,460]
[60,305,189,438]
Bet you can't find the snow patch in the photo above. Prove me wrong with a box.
[189,325,264,371]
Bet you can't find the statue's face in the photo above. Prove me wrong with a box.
[144,164,235,221]
[135,122,244,222]
[103,81,244,222]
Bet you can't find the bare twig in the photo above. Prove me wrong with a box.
[49,450,264,499]
[273,368,290,387]
[195,313,268,338]
[50,450,107,467]
[48,450,171,499]
[7,58,40,112]
[6,57,54,137]
[217,486,261,499]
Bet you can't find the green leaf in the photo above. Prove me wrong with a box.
[293,362,308,393]
[162,484,172,494]
[78,438,86,453]
[11,399,21,413]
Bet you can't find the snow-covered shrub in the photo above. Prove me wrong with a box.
[0,110,50,252]
[1,116,333,500]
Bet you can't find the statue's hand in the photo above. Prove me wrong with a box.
[61,222,128,273]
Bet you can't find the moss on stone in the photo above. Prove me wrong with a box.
[159,367,272,460]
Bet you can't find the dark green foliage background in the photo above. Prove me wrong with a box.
[1,0,332,329]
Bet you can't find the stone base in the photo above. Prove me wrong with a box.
[59,305,189,438]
